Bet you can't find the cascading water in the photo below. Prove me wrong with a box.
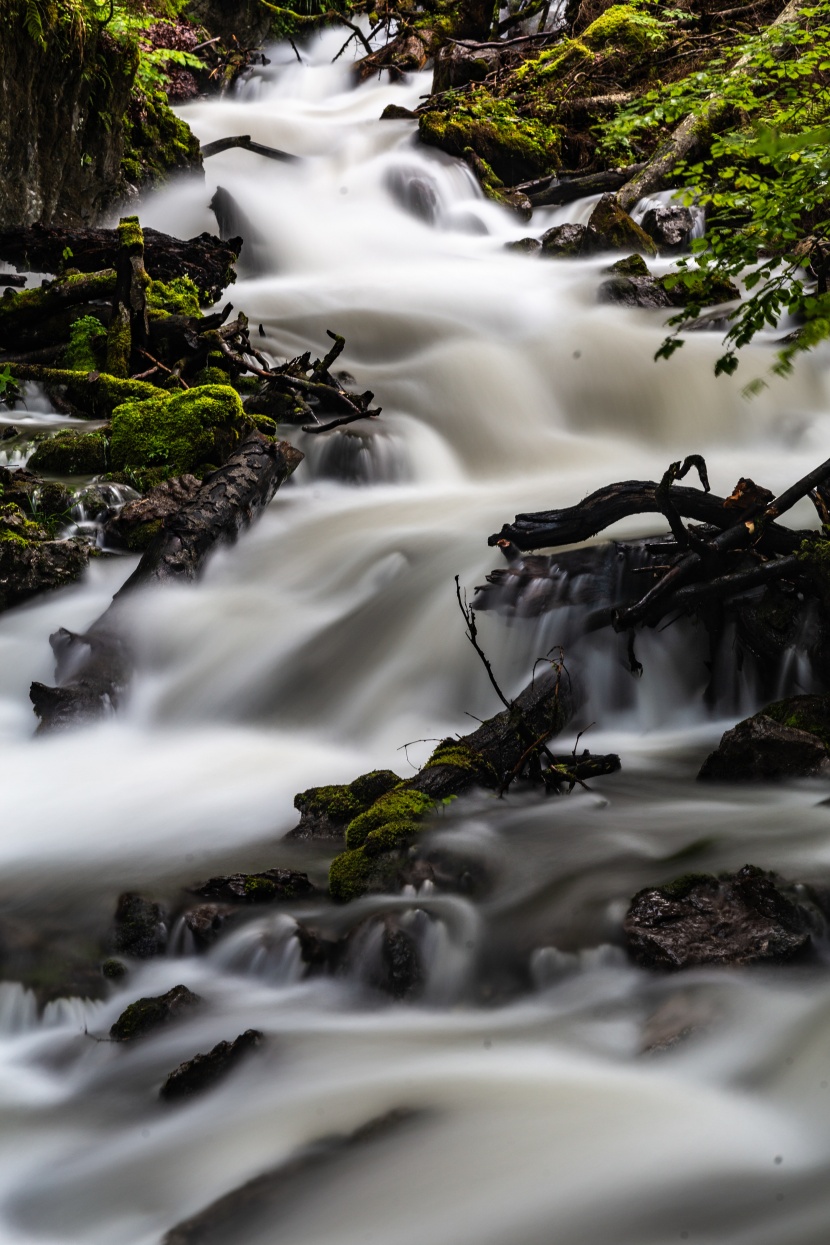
[3,25,830,1245]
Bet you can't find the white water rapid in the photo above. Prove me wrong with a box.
[4,26,830,1245]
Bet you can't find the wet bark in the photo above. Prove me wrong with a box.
[30,433,303,733]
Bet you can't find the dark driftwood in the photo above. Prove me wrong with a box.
[0,226,242,303]
[528,163,646,208]
[490,479,806,555]
[201,135,299,163]
[30,433,303,732]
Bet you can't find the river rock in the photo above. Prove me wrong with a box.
[182,903,239,949]
[699,695,830,780]
[540,222,587,258]
[598,275,674,308]
[110,984,201,1041]
[605,253,650,276]
[160,1029,263,1101]
[289,770,402,841]
[0,465,71,516]
[191,868,316,903]
[640,203,695,254]
[0,536,90,614]
[585,194,658,256]
[27,429,109,475]
[110,892,168,959]
[624,865,825,970]
[378,923,423,1000]
[505,237,542,255]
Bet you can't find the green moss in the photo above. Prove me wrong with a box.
[362,820,415,857]
[117,215,144,251]
[424,739,492,777]
[64,315,107,372]
[147,276,202,319]
[294,770,402,829]
[419,86,559,184]
[109,384,246,477]
[328,846,376,902]
[28,430,109,475]
[192,367,232,387]
[126,518,162,551]
[513,39,593,85]
[106,306,132,379]
[121,88,202,189]
[582,4,666,51]
[762,694,830,751]
[658,872,717,899]
[345,787,435,850]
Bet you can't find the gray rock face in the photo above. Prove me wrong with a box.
[624,865,825,970]
[598,275,674,308]
[540,223,587,257]
[699,712,830,781]
[160,1029,263,1101]
[640,203,695,253]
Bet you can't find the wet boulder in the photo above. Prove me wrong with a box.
[585,194,658,256]
[103,473,201,552]
[540,223,587,258]
[598,275,673,309]
[0,466,71,516]
[699,695,830,781]
[505,237,542,255]
[160,1029,263,1101]
[384,167,440,225]
[380,104,418,121]
[27,429,109,475]
[605,254,650,276]
[110,983,201,1041]
[110,892,168,959]
[182,903,239,950]
[288,770,402,841]
[624,865,825,970]
[431,42,520,95]
[640,203,695,254]
[191,868,316,904]
[0,534,89,613]
[377,923,423,1000]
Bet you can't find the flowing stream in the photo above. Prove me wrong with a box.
[4,27,830,1245]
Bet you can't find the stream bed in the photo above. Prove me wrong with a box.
[2,26,830,1245]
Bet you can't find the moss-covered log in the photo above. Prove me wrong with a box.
[30,432,303,732]
[0,225,241,304]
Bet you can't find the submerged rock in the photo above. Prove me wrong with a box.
[110,892,168,959]
[160,1029,263,1101]
[289,770,402,841]
[110,984,201,1041]
[604,253,650,276]
[505,237,542,255]
[699,695,830,781]
[640,203,695,253]
[182,903,239,949]
[624,865,825,970]
[191,869,316,904]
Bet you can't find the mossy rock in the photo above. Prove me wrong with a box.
[28,430,109,475]
[110,984,201,1041]
[605,254,650,276]
[762,694,830,752]
[328,845,405,903]
[122,88,203,189]
[109,384,247,478]
[344,787,436,850]
[147,276,203,319]
[291,769,402,840]
[582,4,666,52]
[419,87,558,184]
[586,194,658,257]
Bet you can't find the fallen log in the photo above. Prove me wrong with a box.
[200,134,299,162]
[30,432,303,732]
[489,478,807,555]
[528,163,646,208]
[327,665,621,901]
[0,225,242,304]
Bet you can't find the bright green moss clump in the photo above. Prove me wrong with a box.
[345,787,435,850]
[63,315,107,372]
[419,87,559,184]
[28,429,108,475]
[147,276,203,318]
[582,4,666,51]
[109,383,246,477]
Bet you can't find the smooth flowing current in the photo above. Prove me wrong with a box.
[4,27,830,1245]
